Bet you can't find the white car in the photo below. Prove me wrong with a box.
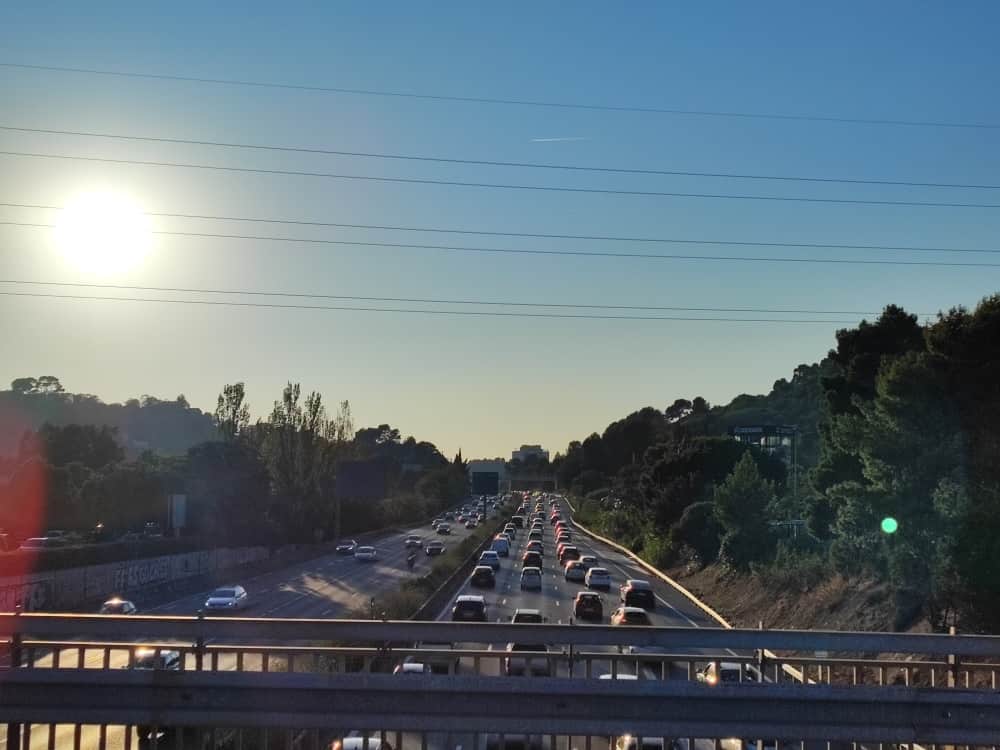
[585,567,611,589]
[504,643,551,676]
[354,546,378,561]
[404,535,423,548]
[393,662,431,675]
[578,555,598,570]
[100,598,137,615]
[204,585,248,612]
[520,567,543,590]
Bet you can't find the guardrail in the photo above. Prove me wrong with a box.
[2,669,999,744]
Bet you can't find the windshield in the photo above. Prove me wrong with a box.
[211,589,236,598]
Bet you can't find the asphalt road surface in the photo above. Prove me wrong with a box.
[2,507,487,750]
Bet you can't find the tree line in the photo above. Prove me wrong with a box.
[556,294,1000,633]
[0,382,469,546]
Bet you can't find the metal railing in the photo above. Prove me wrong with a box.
[3,613,1000,749]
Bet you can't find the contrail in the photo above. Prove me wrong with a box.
[530,136,591,143]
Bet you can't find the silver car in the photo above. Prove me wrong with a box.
[204,585,248,612]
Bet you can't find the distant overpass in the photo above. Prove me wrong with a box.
[2,613,999,747]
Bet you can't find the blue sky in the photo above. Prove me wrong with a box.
[2,2,999,458]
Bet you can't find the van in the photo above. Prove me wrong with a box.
[491,536,510,556]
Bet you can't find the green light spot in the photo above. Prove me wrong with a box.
[881,517,898,534]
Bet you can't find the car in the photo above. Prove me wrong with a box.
[133,647,181,671]
[519,567,542,590]
[525,540,544,555]
[431,518,443,528]
[504,643,551,676]
[404,534,423,548]
[491,536,510,556]
[502,529,516,543]
[556,532,571,544]
[204,585,248,612]
[511,515,526,528]
[511,608,544,624]
[611,606,652,626]
[354,545,378,561]
[549,515,561,525]
[100,598,137,615]
[556,542,569,557]
[578,555,598,570]
[696,661,761,686]
[444,512,455,520]
[620,579,656,610]
[335,539,358,555]
[573,591,603,621]
[332,736,395,750]
[585,567,611,589]
[564,560,587,582]
[527,530,543,543]
[18,537,61,551]
[437,523,452,535]
[558,545,581,564]
[452,594,487,621]
[503,524,517,537]
[522,550,543,568]
[133,648,183,739]
[465,519,477,529]
[393,662,431,675]
[470,565,496,588]
[406,642,459,675]
[479,550,501,570]
[456,514,466,523]
[425,540,445,556]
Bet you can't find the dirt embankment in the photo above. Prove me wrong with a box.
[666,562,932,634]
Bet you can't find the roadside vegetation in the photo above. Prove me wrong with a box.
[560,295,1000,634]
[0,380,470,569]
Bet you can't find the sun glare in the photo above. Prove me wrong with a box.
[54,191,153,275]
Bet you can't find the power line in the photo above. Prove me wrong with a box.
[3,123,997,191]
[0,278,902,316]
[1,61,995,132]
[4,203,996,256]
[5,221,999,267]
[0,289,861,323]
[4,151,1000,210]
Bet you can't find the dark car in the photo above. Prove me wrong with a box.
[424,541,445,556]
[558,545,581,564]
[452,595,488,622]
[335,540,358,555]
[522,550,543,568]
[511,515,526,528]
[470,565,496,589]
[620,579,656,610]
[573,592,603,621]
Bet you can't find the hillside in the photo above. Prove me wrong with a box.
[0,377,216,457]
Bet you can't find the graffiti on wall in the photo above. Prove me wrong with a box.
[0,546,268,612]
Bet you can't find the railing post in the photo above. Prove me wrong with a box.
[6,604,23,750]
[195,608,206,672]
[948,625,958,688]
[756,620,767,680]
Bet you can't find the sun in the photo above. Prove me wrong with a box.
[55,191,153,275]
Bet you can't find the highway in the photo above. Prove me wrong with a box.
[2,508,486,750]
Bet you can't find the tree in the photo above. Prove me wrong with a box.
[215,383,251,441]
[668,501,722,565]
[665,399,693,423]
[264,383,337,541]
[35,376,64,394]
[714,452,776,571]
[10,377,38,394]
[187,440,272,543]
[37,423,124,470]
